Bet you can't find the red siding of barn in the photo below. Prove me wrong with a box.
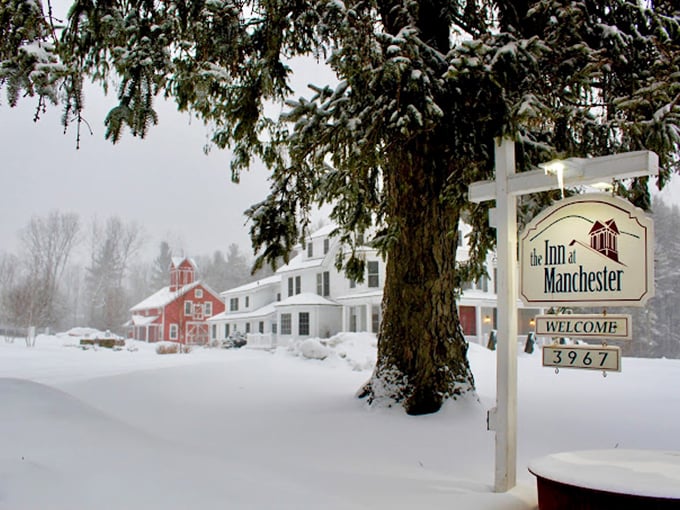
[157,284,225,344]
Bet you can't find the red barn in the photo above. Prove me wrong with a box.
[128,257,225,345]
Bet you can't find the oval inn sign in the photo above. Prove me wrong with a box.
[519,193,654,307]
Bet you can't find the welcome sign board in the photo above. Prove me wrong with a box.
[519,194,654,307]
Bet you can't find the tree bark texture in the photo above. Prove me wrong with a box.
[360,142,475,415]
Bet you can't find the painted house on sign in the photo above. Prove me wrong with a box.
[588,219,620,262]
[207,224,541,348]
[128,257,225,344]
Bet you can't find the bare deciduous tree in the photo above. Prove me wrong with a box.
[19,211,80,329]
[0,252,20,338]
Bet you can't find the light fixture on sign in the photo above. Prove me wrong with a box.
[539,160,566,198]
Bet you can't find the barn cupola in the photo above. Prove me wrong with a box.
[169,257,197,291]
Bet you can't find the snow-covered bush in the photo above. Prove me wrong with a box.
[156,343,179,355]
[298,338,333,360]
[288,333,377,370]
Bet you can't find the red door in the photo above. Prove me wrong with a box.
[459,306,476,336]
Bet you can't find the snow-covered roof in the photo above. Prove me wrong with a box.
[221,274,281,296]
[276,253,324,273]
[275,293,340,307]
[171,256,197,269]
[334,289,383,302]
[130,314,159,326]
[207,303,277,322]
[130,282,200,311]
[308,223,337,239]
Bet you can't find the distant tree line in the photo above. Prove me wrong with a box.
[2,202,678,357]
[0,210,262,335]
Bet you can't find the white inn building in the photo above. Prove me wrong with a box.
[207,224,540,348]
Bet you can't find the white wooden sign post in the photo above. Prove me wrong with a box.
[468,138,658,492]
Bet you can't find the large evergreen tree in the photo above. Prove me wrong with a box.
[197,244,253,292]
[150,241,173,290]
[85,217,142,333]
[2,1,678,413]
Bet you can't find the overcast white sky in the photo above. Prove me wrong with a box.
[1,0,338,263]
[1,89,275,261]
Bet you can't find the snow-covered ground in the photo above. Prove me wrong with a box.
[2,330,679,509]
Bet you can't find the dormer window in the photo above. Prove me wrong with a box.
[307,241,313,257]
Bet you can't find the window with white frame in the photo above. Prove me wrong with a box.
[307,241,313,257]
[371,304,381,333]
[245,323,251,333]
[184,301,193,315]
[316,272,330,296]
[230,297,239,311]
[281,313,292,335]
[195,288,203,298]
[288,278,294,297]
[295,275,301,294]
[324,238,329,254]
[299,312,310,336]
[258,321,264,334]
[211,324,216,339]
[225,323,230,337]
[204,302,213,317]
[245,296,250,308]
[323,271,330,296]
[169,324,178,340]
[367,261,380,288]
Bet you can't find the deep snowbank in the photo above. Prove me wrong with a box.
[1,329,679,509]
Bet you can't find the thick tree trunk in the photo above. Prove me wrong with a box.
[359,145,475,415]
